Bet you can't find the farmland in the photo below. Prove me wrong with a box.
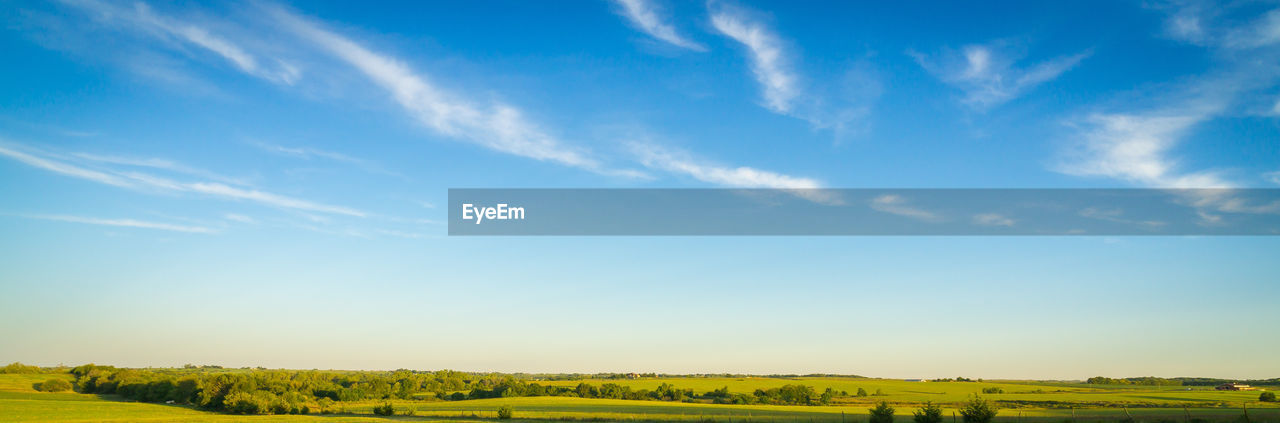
[2,367,1278,423]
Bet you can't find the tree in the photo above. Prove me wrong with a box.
[914,401,944,423]
[1,362,42,374]
[1261,391,1277,402]
[38,378,73,392]
[869,401,896,423]
[856,388,869,397]
[819,387,835,405]
[372,402,395,416]
[959,396,998,423]
[498,405,514,419]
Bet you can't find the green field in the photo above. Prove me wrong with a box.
[2,374,1277,423]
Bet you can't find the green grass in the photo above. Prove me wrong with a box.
[539,377,1278,408]
[2,374,1277,423]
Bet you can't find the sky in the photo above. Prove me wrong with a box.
[0,0,1278,380]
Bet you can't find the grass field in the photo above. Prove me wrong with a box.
[2,374,1277,423]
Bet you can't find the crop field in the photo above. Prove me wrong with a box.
[2,374,1277,423]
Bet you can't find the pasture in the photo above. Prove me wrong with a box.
[1,374,1277,423]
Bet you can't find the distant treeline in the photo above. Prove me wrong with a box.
[515,372,865,381]
[52,363,838,415]
[1085,376,1280,386]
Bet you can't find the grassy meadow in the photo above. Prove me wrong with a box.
[2,372,1277,423]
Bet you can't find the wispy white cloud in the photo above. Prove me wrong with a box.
[22,214,216,233]
[631,141,840,204]
[1159,2,1280,50]
[0,144,135,188]
[269,7,643,179]
[0,142,365,216]
[630,142,819,189]
[972,213,1015,227]
[911,42,1090,109]
[247,140,406,179]
[1078,207,1166,228]
[709,5,797,114]
[224,213,256,223]
[1265,171,1280,185]
[613,0,705,51]
[71,151,251,186]
[58,0,300,84]
[1055,112,1230,188]
[870,195,941,221]
[708,3,879,135]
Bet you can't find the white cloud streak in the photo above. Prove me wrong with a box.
[269,7,641,178]
[631,141,840,204]
[71,152,250,185]
[1055,112,1230,188]
[912,43,1090,109]
[613,0,705,51]
[630,142,819,189]
[224,213,256,223]
[709,6,798,114]
[1265,171,1280,185]
[972,213,1015,227]
[0,142,365,216]
[60,0,300,84]
[23,214,216,233]
[870,195,941,221]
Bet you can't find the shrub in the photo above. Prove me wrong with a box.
[914,401,944,423]
[224,392,269,415]
[874,388,888,396]
[959,396,998,423]
[373,402,395,416]
[1261,391,1277,402]
[38,378,73,392]
[869,401,895,423]
[498,405,514,419]
[1,362,42,374]
[856,388,869,397]
[981,387,1004,394]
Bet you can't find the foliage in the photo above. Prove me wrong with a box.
[38,378,73,392]
[913,401,943,423]
[1086,376,1182,386]
[371,402,394,415]
[857,387,869,397]
[1,362,42,374]
[498,404,514,419]
[869,401,895,423]
[959,396,998,423]
[981,387,1003,394]
[1261,391,1277,402]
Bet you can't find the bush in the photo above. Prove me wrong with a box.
[498,405,514,419]
[869,401,895,423]
[981,387,1004,394]
[38,378,73,392]
[959,396,998,423]
[1,362,42,374]
[914,401,944,423]
[224,392,269,415]
[373,402,395,416]
[1261,391,1277,402]
[856,388,869,397]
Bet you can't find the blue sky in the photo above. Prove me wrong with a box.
[0,0,1278,379]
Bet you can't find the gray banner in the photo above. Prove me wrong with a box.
[447,188,1280,236]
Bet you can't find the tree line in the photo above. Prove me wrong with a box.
[54,364,844,415]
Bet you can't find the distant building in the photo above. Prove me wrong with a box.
[1215,383,1257,391]
[626,373,639,379]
